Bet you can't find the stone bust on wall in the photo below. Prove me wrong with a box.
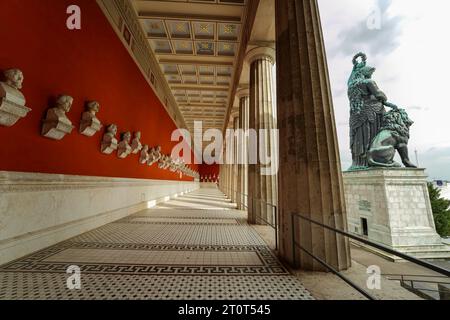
[41,95,75,140]
[158,155,171,170]
[0,68,31,127]
[118,131,132,159]
[139,145,150,164]
[101,124,118,154]
[131,131,143,154]
[147,146,162,166]
[80,101,102,137]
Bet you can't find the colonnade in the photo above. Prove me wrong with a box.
[219,0,350,271]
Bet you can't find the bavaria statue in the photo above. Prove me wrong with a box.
[347,52,417,170]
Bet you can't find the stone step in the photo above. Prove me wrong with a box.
[352,241,450,261]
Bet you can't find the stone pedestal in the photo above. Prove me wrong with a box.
[344,168,450,259]
[41,117,74,140]
[0,82,31,127]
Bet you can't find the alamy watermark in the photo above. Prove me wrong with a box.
[66,265,81,290]
[366,265,381,290]
[170,121,279,176]
[66,5,81,30]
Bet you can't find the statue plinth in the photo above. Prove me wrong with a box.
[343,168,450,260]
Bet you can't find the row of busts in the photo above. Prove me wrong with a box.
[100,127,141,158]
[99,122,199,177]
[0,68,101,139]
[201,175,218,183]
[41,95,102,140]
[0,68,200,178]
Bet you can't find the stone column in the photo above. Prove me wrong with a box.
[236,88,250,210]
[225,151,229,197]
[247,47,278,225]
[221,141,228,195]
[224,135,233,199]
[219,164,224,191]
[219,166,221,187]
[275,0,351,271]
[232,114,239,204]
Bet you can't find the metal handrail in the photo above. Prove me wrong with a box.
[397,279,450,286]
[220,186,279,250]
[290,214,377,300]
[220,185,450,300]
[401,280,450,297]
[383,274,449,279]
[385,274,450,286]
[292,213,450,278]
[291,212,450,300]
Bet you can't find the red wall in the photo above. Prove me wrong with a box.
[0,0,197,181]
[199,164,219,182]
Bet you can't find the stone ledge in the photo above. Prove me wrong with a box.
[351,241,450,261]
[0,171,200,265]
[344,168,428,181]
[0,171,195,192]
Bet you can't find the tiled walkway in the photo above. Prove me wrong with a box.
[0,187,313,300]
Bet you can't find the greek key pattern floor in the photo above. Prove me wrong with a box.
[0,188,314,300]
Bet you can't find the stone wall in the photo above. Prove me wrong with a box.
[0,171,199,265]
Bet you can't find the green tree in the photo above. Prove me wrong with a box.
[427,183,450,237]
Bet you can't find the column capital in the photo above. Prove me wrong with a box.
[246,46,276,66]
[236,87,250,99]
[230,110,240,121]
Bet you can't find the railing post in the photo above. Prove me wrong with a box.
[252,197,255,223]
[274,205,278,250]
[291,213,296,268]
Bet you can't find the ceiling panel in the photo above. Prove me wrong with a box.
[133,0,247,136]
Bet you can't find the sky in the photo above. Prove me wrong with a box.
[317,0,450,180]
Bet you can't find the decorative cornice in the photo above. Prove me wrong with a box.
[230,110,240,119]
[343,169,429,185]
[0,171,198,193]
[222,0,260,135]
[95,0,187,131]
[236,87,250,99]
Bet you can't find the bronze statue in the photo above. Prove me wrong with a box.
[348,52,417,170]
[348,53,397,170]
[368,108,417,168]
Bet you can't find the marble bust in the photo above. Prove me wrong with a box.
[147,146,162,166]
[158,155,169,169]
[131,131,143,154]
[80,101,102,137]
[169,159,179,172]
[101,124,118,154]
[41,95,75,140]
[0,69,31,127]
[166,156,173,170]
[118,131,132,159]
[139,145,150,164]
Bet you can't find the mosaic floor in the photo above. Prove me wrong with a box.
[0,188,314,300]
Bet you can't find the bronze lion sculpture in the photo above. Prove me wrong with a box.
[367,108,417,168]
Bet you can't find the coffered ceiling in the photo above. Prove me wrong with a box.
[131,0,248,134]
